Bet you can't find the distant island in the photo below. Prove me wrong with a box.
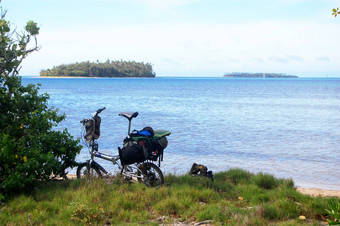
[223,72,298,78]
[40,60,156,78]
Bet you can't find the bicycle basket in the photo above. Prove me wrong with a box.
[84,116,101,142]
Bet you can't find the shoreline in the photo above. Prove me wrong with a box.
[297,187,340,198]
[38,76,155,78]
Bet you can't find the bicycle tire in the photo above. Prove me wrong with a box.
[76,162,102,179]
[137,162,164,187]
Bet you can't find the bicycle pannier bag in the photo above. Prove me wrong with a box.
[157,136,168,149]
[141,136,167,162]
[84,116,101,142]
[120,141,148,165]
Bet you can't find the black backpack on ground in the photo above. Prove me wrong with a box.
[189,163,214,180]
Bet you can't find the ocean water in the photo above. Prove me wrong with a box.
[22,77,340,190]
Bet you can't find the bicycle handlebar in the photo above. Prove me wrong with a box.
[96,107,106,115]
[80,107,106,123]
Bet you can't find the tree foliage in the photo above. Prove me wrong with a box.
[40,60,156,77]
[333,7,340,17]
[0,3,81,200]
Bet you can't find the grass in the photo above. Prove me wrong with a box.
[0,168,338,225]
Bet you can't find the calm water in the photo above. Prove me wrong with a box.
[22,77,340,190]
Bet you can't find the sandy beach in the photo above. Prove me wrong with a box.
[297,188,340,198]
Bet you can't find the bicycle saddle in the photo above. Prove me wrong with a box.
[119,112,138,121]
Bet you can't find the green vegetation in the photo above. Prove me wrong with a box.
[224,72,298,78]
[0,3,81,200]
[0,169,338,225]
[333,7,340,17]
[40,60,156,77]
[325,200,340,225]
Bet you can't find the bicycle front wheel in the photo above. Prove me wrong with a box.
[76,162,102,179]
[137,162,164,187]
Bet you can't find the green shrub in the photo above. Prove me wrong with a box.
[0,4,81,198]
[154,196,185,216]
[263,204,281,220]
[196,204,223,222]
[284,178,294,188]
[70,202,106,224]
[325,200,340,225]
[253,172,279,190]
[165,174,213,188]
[224,168,251,185]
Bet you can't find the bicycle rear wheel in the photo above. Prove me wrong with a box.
[76,162,102,179]
[137,162,164,187]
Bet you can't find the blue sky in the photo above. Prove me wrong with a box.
[2,0,340,77]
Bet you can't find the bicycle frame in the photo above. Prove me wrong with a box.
[77,108,167,186]
[86,139,145,180]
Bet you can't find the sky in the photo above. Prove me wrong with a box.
[2,0,340,77]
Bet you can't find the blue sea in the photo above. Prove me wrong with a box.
[22,77,340,190]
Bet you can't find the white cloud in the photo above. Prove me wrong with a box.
[269,56,290,63]
[269,55,303,63]
[315,56,330,62]
[288,55,303,62]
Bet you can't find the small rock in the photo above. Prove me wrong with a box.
[299,215,306,220]
[104,220,111,225]
[194,220,213,226]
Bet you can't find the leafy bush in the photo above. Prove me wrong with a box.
[333,7,340,17]
[326,200,340,225]
[0,4,81,199]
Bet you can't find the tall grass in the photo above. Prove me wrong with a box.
[0,169,338,225]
